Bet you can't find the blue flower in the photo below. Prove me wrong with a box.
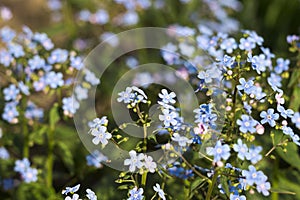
[267,73,282,91]
[2,102,19,123]
[47,48,69,64]
[291,112,300,129]
[237,115,258,133]
[287,35,299,44]
[122,11,138,26]
[28,55,46,71]
[197,68,219,83]
[124,150,144,172]
[172,133,192,147]
[245,30,264,45]
[22,167,38,183]
[218,55,235,68]
[247,53,267,74]
[91,126,112,146]
[153,183,166,200]
[0,50,13,67]
[239,37,256,51]
[158,89,176,105]
[237,78,254,94]
[245,145,262,164]
[256,174,271,196]
[282,126,294,136]
[167,165,194,179]
[242,165,264,186]
[88,117,108,129]
[194,103,217,126]
[261,47,275,59]
[143,155,157,173]
[45,71,64,89]
[2,178,15,191]
[62,96,80,116]
[65,194,80,200]
[14,158,30,174]
[18,81,30,96]
[260,108,279,127]
[62,184,80,195]
[3,84,20,101]
[159,109,178,127]
[93,9,109,25]
[0,147,10,160]
[86,189,97,200]
[233,139,248,160]
[25,101,44,120]
[75,85,88,100]
[274,58,290,74]
[84,70,100,85]
[0,26,16,42]
[206,140,230,162]
[78,9,91,21]
[86,150,108,168]
[70,56,83,70]
[32,32,54,50]
[250,85,266,100]
[220,38,237,53]
[128,187,144,200]
[243,102,252,114]
[229,194,246,200]
[8,43,25,58]
[33,77,47,91]
[277,105,294,119]
[47,0,62,10]
[126,56,139,68]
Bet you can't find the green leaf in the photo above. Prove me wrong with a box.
[288,69,300,88]
[190,177,205,191]
[49,103,60,129]
[276,142,300,171]
[14,182,56,200]
[289,87,300,111]
[277,171,300,199]
[55,141,75,175]
[29,125,48,146]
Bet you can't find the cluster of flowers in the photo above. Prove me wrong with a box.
[127,183,166,200]
[0,26,100,190]
[0,26,99,122]
[82,26,300,199]
[71,0,241,53]
[14,158,38,183]
[62,184,97,200]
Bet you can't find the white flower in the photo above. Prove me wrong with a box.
[153,183,166,200]
[144,155,157,173]
[88,117,108,129]
[62,184,80,195]
[117,87,133,103]
[86,189,97,200]
[159,109,178,127]
[65,194,81,200]
[171,133,192,147]
[124,150,145,172]
[91,126,112,146]
[158,89,176,105]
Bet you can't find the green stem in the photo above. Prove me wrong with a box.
[21,99,29,158]
[205,169,219,200]
[141,172,148,187]
[271,158,279,200]
[22,118,29,158]
[46,125,55,188]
